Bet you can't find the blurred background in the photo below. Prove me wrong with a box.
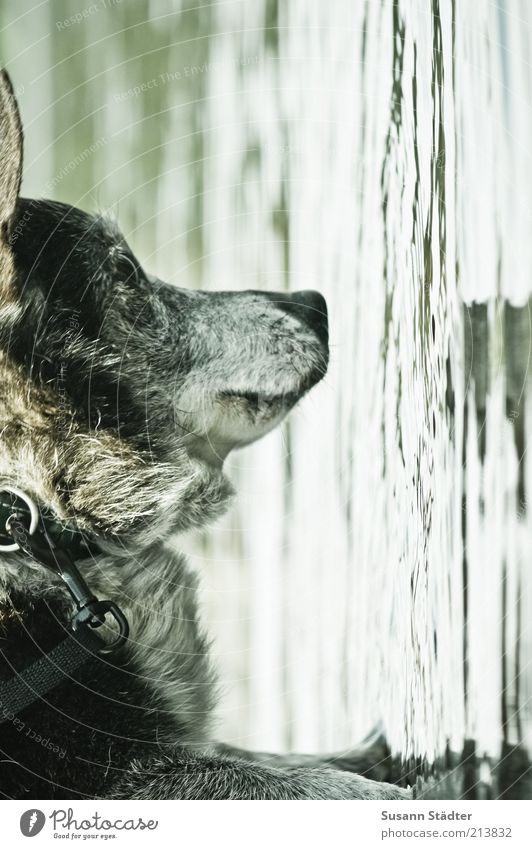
[1,0,532,797]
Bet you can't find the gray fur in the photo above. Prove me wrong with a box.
[0,69,410,799]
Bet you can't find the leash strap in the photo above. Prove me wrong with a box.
[0,488,129,723]
[0,626,105,724]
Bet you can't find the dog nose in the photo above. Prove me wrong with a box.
[277,290,328,342]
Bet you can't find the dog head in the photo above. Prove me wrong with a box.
[0,71,328,545]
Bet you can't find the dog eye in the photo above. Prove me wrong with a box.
[112,247,144,284]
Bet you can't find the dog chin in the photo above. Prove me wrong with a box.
[185,407,290,467]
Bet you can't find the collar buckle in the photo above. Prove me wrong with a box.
[5,507,129,656]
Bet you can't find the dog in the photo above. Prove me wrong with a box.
[0,70,409,800]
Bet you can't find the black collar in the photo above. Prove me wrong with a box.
[0,487,129,725]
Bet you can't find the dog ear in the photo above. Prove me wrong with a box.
[0,70,23,298]
[0,70,23,228]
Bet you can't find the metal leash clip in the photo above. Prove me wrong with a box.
[0,484,39,552]
[3,490,129,655]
